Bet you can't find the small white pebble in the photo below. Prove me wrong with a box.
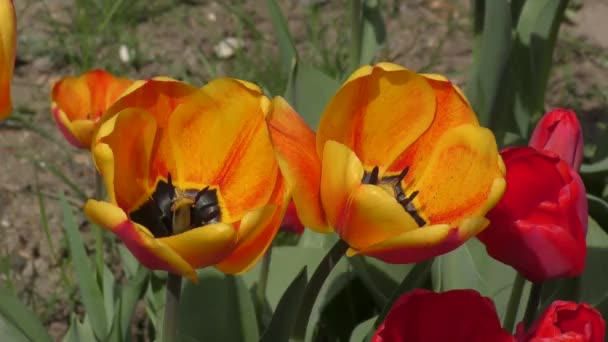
[0,219,9,228]
[213,37,243,59]
[207,12,217,22]
[119,44,131,63]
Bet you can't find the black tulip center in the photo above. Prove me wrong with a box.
[130,174,222,237]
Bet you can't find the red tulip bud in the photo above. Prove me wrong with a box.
[529,108,583,170]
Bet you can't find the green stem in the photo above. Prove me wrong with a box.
[523,281,543,329]
[94,172,105,278]
[503,273,526,333]
[290,239,349,341]
[257,248,272,304]
[373,259,433,329]
[162,272,183,342]
[348,0,363,73]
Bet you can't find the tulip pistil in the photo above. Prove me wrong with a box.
[130,174,221,237]
[362,166,426,227]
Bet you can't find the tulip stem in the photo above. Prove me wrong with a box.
[290,239,349,341]
[257,248,272,305]
[94,172,105,283]
[523,281,543,329]
[348,0,363,72]
[162,272,182,342]
[503,273,526,332]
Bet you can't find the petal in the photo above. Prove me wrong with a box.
[84,70,133,120]
[266,96,328,232]
[94,108,157,212]
[339,184,419,251]
[216,175,288,274]
[169,78,278,222]
[159,222,238,271]
[84,199,197,281]
[51,75,91,122]
[320,140,364,231]
[388,77,478,182]
[98,79,198,183]
[317,63,436,170]
[413,124,505,225]
[351,217,488,263]
[0,0,16,119]
[51,106,88,148]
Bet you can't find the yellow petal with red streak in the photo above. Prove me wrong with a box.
[267,96,328,232]
[169,78,277,222]
[0,1,16,119]
[349,217,488,263]
[320,140,364,232]
[339,184,419,251]
[94,108,157,211]
[317,64,436,171]
[84,199,197,281]
[413,124,505,226]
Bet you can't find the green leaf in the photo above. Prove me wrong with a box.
[0,286,51,342]
[359,0,386,66]
[432,239,529,322]
[264,0,297,80]
[61,195,108,340]
[349,316,376,342]
[284,64,341,129]
[465,0,512,128]
[259,268,307,342]
[118,268,149,342]
[588,194,608,235]
[179,268,259,342]
[581,156,608,175]
[349,256,413,306]
[62,315,97,342]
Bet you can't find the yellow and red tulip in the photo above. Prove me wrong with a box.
[0,0,16,119]
[51,69,133,148]
[267,63,506,263]
[84,78,289,281]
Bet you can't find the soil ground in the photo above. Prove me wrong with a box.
[1,0,606,340]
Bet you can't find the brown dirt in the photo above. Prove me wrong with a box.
[1,0,606,340]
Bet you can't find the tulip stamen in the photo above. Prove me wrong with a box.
[130,173,221,237]
[362,166,426,227]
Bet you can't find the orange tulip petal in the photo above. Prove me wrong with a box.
[94,108,157,211]
[317,63,436,171]
[169,78,278,222]
[51,106,87,148]
[84,199,197,281]
[388,77,478,184]
[216,175,288,274]
[320,140,364,232]
[99,79,198,183]
[413,124,506,225]
[0,0,16,119]
[339,184,419,251]
[159,222,238,272]
[350,217,488,263]
[266,96,328,232]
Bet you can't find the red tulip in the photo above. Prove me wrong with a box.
[280,201,304,235]
[529,108,583,170]
[516,301,605,342]
[372,289,515,342]
[477,147,588,282]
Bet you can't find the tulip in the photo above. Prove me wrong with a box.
[372,289,515,342]
[267,63,505,263]
[51,69,133,148]
[529,108,584,170]
[516,301,605,342]
[0,0,16,119]
[477,147,588,282]
[84,78,289,281]
[280,201,304,235]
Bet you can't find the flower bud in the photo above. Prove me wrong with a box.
[529,108,583,170]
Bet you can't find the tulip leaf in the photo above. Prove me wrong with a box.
[354,0,386,69]
[259,267,307,342]
[62,315,96,342]
[349,316,376,342]
[588,194,608,235]
[61,194,109,340]
[264,0,297,85]
[285,64,341,129]
[118,268,149,342]
[432,239,530,323]
[0,286,51,342]
[179,268,259,342]
[349,256,414,307]
[581,156,608,175]
[465,0,512,128]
